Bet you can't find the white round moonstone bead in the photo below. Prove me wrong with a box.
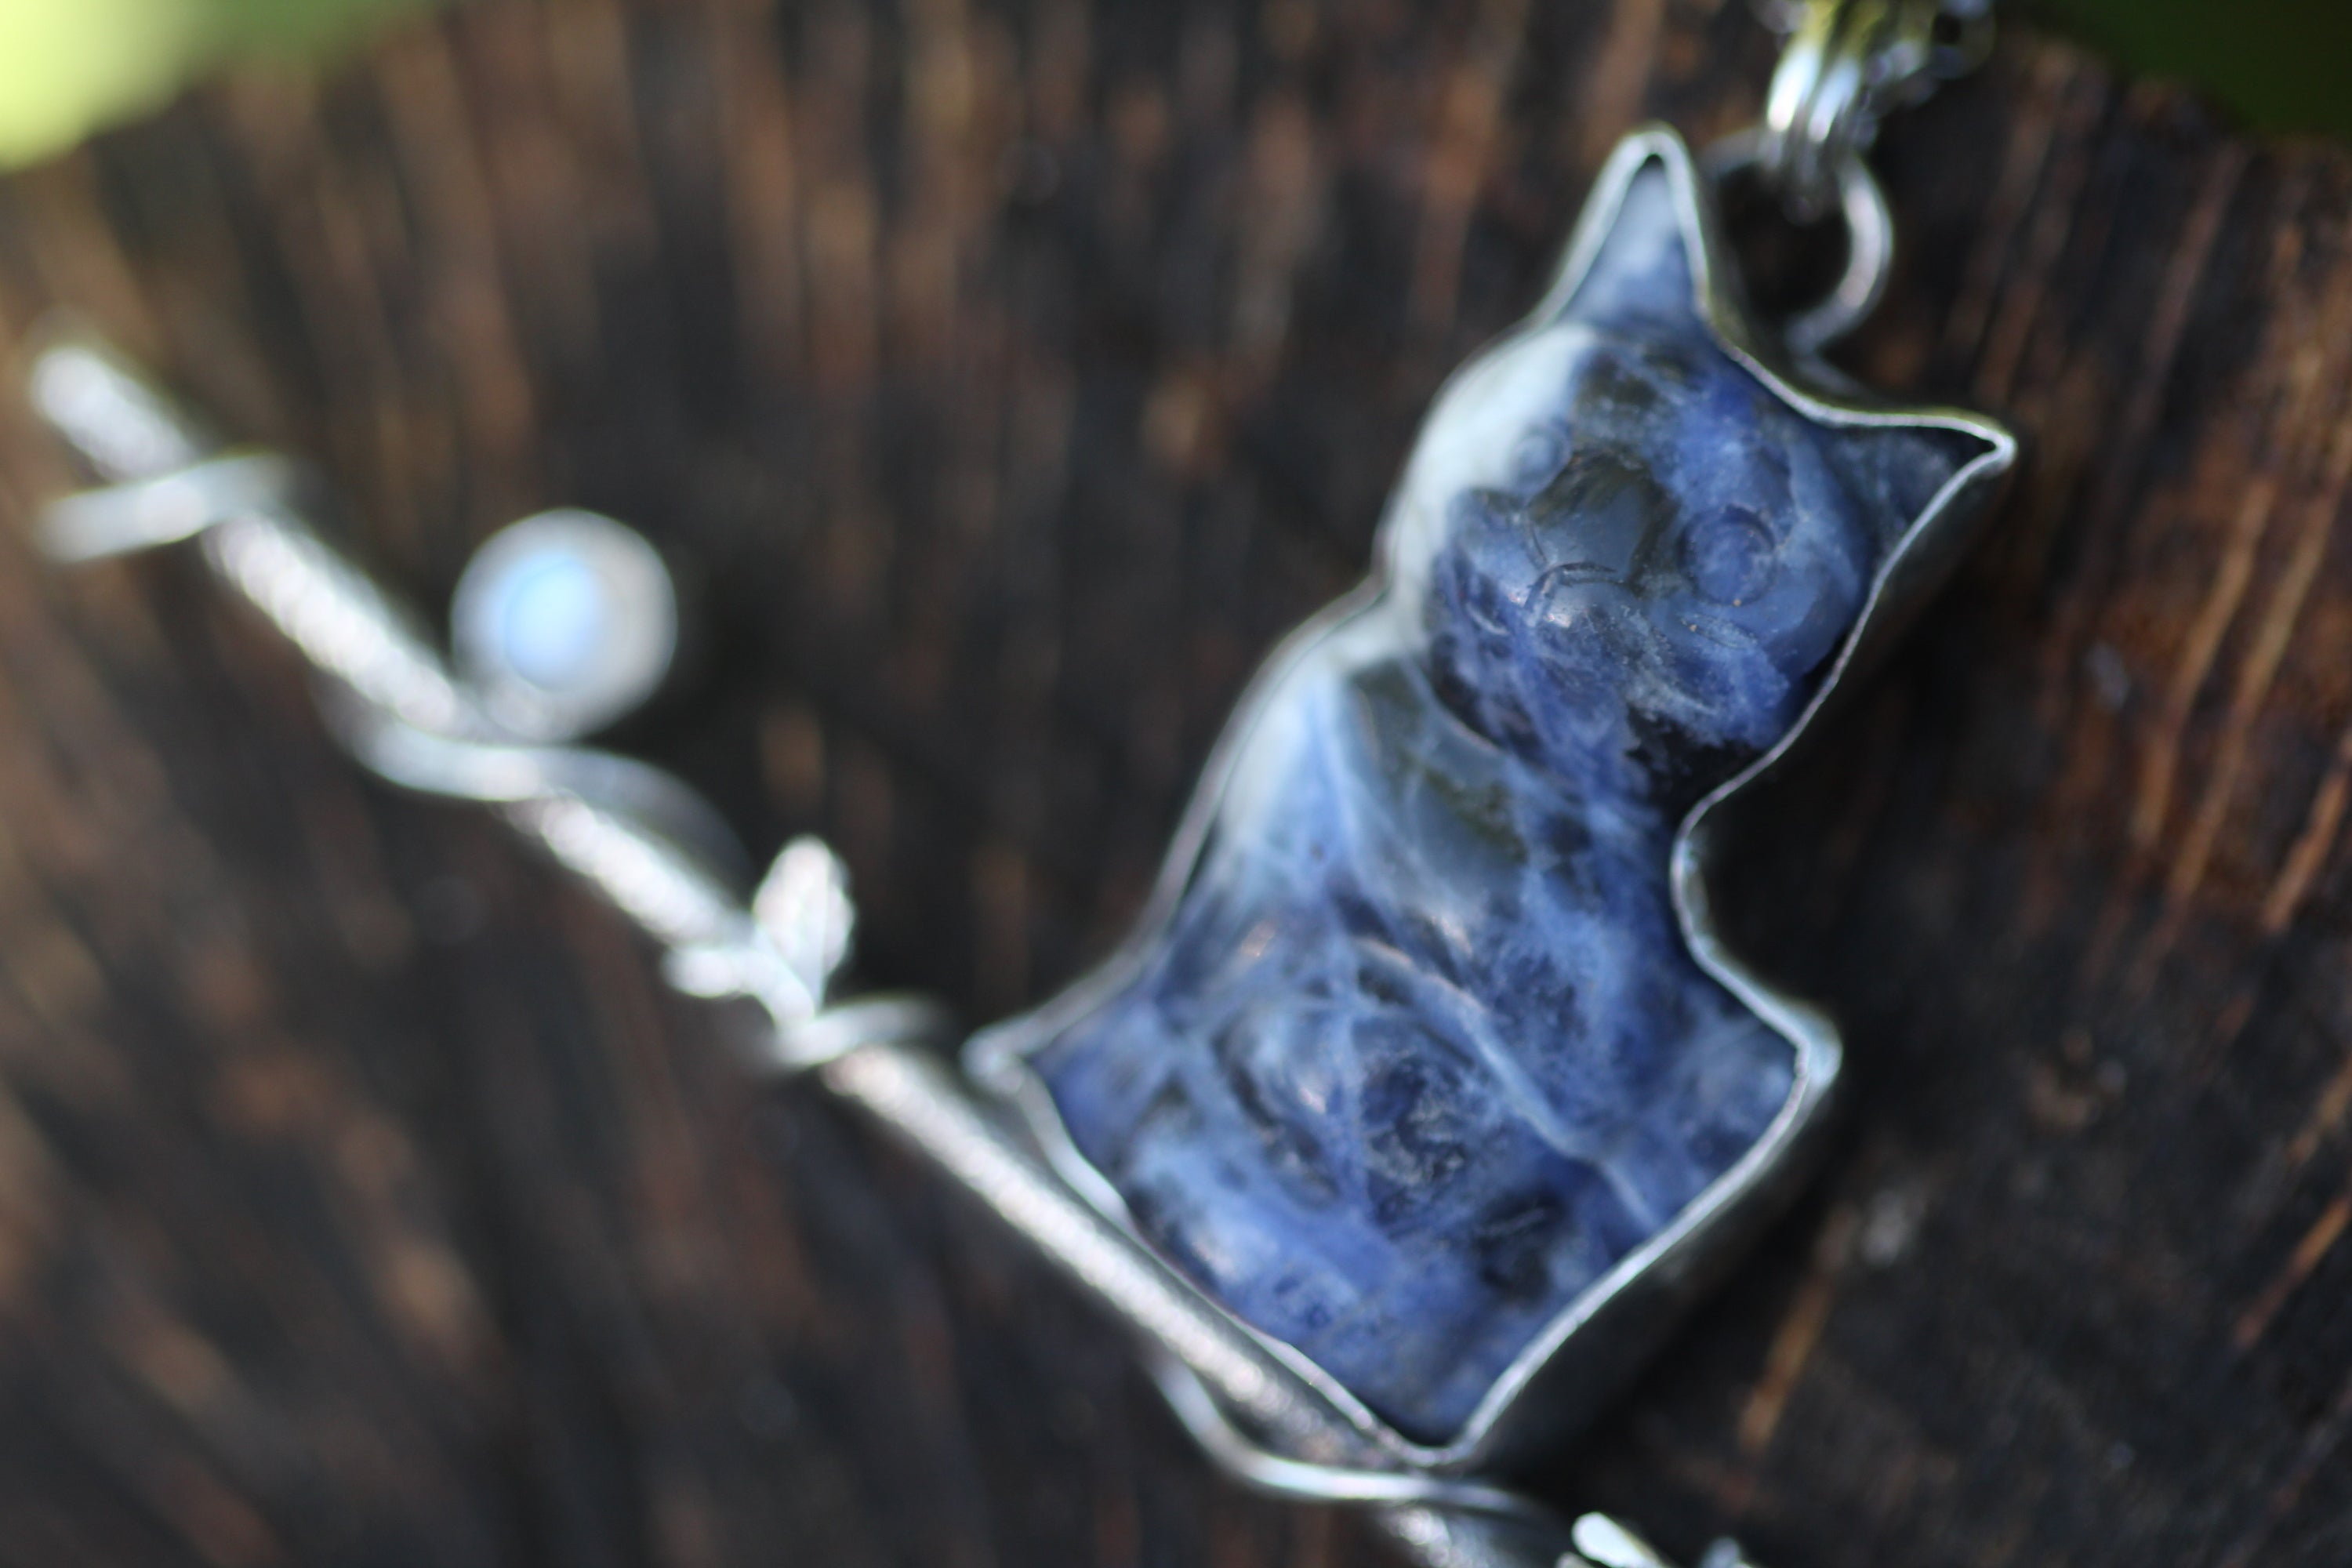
[452,509,677,741]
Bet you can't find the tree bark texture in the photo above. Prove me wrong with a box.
[0,2,2344,1566]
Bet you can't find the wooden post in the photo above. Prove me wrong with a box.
[0,3,2343,1565]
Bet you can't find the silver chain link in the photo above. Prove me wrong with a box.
[1748,0,1995,220]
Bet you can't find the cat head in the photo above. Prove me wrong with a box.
[1382,142,1993,786]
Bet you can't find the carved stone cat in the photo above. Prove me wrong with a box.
[973,133,2008,1446]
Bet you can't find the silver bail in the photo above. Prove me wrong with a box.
[1752,0,1993,220]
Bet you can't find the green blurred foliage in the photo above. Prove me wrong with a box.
[0,0,431,166]
[2034,0,2352,140]
[0,0,2347,169]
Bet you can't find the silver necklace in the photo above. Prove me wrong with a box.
[27,4,2010,1564]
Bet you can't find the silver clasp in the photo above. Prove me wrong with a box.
[1751,0,1994,220]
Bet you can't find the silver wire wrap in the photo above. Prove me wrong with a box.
[26,333,1784,1568]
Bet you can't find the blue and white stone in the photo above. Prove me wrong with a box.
[983,150,1987,1443]
[452,509,679,742]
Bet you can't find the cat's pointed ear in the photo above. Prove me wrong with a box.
[1534,136,1709,336]
[1532,128,2018,542]
[1816,414,2016,550]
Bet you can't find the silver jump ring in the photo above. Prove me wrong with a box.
[1704,129,1894,356]
[1749,0,1991,222]
[1758,0,1875,218]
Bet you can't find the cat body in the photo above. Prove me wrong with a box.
[974,140,2002,1446]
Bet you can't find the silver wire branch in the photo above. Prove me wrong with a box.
[27,336,847,1065]
[25,335,1763,1568]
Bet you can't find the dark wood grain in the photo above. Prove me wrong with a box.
[0,2,2344,1565]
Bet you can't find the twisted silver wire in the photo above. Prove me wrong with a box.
[27,335,850,1068]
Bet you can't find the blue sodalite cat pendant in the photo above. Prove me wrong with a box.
[29,8,2015,1557]
[970,125,2016,1467]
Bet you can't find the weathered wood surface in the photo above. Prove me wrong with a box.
[0,2,2347,1564]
